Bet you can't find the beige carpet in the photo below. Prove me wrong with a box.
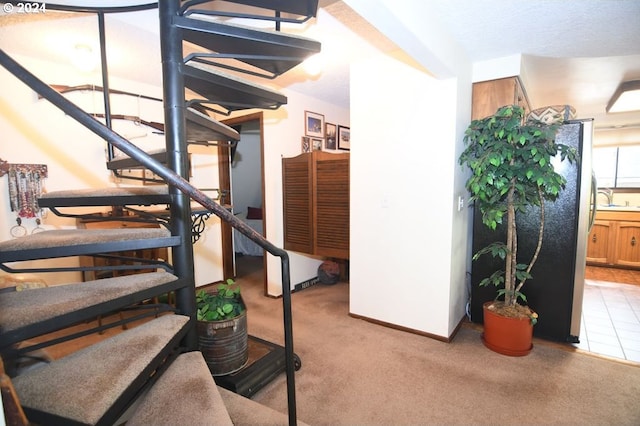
[237,257,640,426]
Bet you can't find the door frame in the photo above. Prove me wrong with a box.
[219,111,267,294]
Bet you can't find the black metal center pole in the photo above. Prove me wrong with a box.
[158,0,197,349]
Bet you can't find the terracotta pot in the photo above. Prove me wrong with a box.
[481,301,533,356]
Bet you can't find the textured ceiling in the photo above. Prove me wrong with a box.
[424,0,640,145]
[428,0,640,60]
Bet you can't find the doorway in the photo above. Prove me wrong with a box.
[579,265,640,362]
[219,112,267,292]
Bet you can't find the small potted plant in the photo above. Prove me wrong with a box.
[459,105,578,356]
[196,278,248,375]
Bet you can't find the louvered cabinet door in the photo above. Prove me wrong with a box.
[282,151,350,259]
[282,153,313,254]
[314,152,349,258]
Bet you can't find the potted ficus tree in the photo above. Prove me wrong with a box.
[196,278,248,375]
[459,105,578,356]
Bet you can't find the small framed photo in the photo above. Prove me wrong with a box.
[325,122,337,150]
[301,136,311,153]
[305,111,325,138]
[338,125,350,150]
[312,138,323,151]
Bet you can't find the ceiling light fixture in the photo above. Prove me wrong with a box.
[303,53,323,77]
[606,80,640,113]
[70,44,98,73]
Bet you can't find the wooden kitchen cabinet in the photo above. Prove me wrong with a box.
[282,151,349,259]
[587,210,640,269]
[615,222,640,268]
[587,221,613,265]
[472,76,531,120]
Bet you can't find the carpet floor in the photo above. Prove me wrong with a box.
[237,258,640,426]
[22,256,640,425]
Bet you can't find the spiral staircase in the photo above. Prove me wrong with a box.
[0,1,320,425]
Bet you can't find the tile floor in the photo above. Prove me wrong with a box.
[575,266,640,362]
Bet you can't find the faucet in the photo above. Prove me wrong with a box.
[597,188,614,205]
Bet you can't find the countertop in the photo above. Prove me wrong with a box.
[596,205,640,212]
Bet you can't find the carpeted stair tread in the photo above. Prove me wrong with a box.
[0,271,180,344]
[12,314,189,426]
[0,228,179,263]
[127,351,233,426]
[38,186,171,207]
[218,387,310,426]
[0,228,171,251]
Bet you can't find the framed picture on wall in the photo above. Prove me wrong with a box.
[312,138,323,151]
[301,136,311,153]
[338,125,350,150]
[325,122,337,150]
[304,111,325,138]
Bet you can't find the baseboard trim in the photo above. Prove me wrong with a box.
[348,313,467,343]
[293,277,320,293]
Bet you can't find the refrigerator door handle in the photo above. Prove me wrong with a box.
[589,171,597,232]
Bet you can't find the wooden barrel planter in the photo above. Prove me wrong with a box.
[197,310,248,376]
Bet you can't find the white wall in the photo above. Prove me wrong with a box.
[349,54,462,337]
[257,89,350,296]
[345,0,473,339]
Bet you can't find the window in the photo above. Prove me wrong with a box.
[616,145,640,187]
[593,145,640,188]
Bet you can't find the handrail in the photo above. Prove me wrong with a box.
[0,49,298,426]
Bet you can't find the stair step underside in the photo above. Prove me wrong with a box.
[183,0,319,21]
[106,108,239,171]
[38,186,172,208]
[106,149,167,171]
[178,16,321,78]
[127,350,233,426]
[0,271,185,350]
[185,106,240,142]
[184,63,287,113]
[12,314,190,426]
[0,228,180,264]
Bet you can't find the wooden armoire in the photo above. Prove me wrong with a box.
[282,151,349,259]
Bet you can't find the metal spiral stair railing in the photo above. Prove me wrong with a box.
[0,1,321,424]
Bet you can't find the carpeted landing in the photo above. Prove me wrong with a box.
[240,274,640,426]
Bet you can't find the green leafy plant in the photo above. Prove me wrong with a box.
[459,105,578,320]
[196,278,245,321]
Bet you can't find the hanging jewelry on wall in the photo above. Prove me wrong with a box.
[10,217,27,238]
[0,158,9,177]
[32,218,45,234]
[6,163,48,233]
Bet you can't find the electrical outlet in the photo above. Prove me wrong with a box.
[457,196,464,211]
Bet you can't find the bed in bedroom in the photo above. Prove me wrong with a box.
[233,209,264,257]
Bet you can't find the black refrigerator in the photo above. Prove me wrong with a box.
[470,119,595,342]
